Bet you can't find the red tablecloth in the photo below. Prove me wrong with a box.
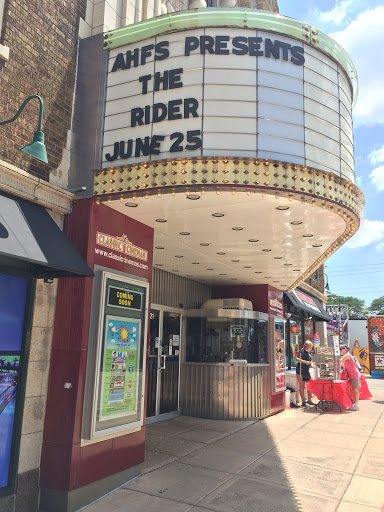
[306,375,372,409]
[306,379,353,408]
[340,372,373,401]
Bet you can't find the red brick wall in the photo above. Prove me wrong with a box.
[0,0,86,180]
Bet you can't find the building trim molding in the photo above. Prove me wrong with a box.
[0,159,74,214]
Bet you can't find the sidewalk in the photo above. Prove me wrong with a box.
[83,378,384,512]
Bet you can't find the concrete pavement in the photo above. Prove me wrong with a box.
[82,377,384,512]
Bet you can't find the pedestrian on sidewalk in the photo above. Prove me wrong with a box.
[340,344,361,411]
[296,340,316,407]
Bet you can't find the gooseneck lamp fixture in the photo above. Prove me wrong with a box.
[0,95,48,164]
[310,270,330,292]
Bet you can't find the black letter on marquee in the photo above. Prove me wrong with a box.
[119,140,133,159]
[249,37,263,56]
[184,98,199,119]
[139,74,152,94]
[168,99,183,120]
[265,38,280,60]
[155,41,170,60]
[200,36,215,54]
[141,44,154,65]
[185,36,199,56]
[232,37,248,55]
[105,142,119,161]
[131,107,144,127]
[111,53,126,72]
[153,103,168,123]
[291,46,305,65]
[150,135,165,155]
[215,36,230,55]
[135,137,151,157]
[125,48,139,68]
[169,68,183,89]
[279,41,291,61]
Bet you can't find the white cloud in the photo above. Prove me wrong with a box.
[318,0,354,25]
[377,242,384,252]
[330,6,384,127]
[346,219,384,248]
[368,146,384,165]
[369,166,384,191]
[355,175,362,187]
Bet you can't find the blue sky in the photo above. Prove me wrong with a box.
[278,0,384,306]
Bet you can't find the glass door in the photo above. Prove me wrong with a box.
[146,308,181,422]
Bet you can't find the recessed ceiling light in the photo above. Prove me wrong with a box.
[244,266,252,268]
[231,278,237,280]
[276,206,289,211]
[255,271,262,273]
[312,244,323,247]
[192,262,199,264]
[155,246,165,250]
[290,221,302,225]
[125,202,138,207]
[273,280,279,283]
[284,263,292,266]
[180,232,190,235]
[232,227,243,231]
[219,273,227,275]
[217,252,226,255]
[212,213,224,217]
[156,219,167,223]
[303,234,313,237]
[274,257,283,259]
[207,268,214,270]
[175,255,183,258]
[172,270,179,272]
[262,249,271,252]
[155,264,163,266]
[187,194,201,200]
[249,239,259,242]
[231,259,240,262]
[200,243,209,246]
[265,276,271,278]
[293,269,300,272]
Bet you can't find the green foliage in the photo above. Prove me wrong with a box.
[368,296,384,316]
[326,293,367,318]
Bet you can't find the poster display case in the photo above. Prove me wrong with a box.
[82,269,149,439]
[271,316,285,392]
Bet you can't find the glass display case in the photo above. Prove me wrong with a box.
[314,347,340,380]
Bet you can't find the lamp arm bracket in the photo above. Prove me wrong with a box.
[0,95,44,132]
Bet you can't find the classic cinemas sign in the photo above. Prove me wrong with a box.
[104,34,305,163]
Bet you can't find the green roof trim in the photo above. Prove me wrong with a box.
[103,8,358,104]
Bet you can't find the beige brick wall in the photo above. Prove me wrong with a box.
[17,212,62,475]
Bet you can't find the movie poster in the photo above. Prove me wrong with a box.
[367,317,384,353]
[99,316,141,421]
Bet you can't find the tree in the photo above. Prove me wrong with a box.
[368,296,384,316]
[326,293,367,319]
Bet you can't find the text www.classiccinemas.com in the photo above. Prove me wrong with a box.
[95,248,148,270]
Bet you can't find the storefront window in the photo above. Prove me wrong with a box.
[185,317,268,364]
[289,318,302,367]
[0,273,28,490]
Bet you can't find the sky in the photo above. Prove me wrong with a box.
[278,0,384,307]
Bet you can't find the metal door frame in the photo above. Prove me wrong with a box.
[146,304,182,424]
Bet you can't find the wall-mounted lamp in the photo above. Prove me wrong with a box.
[285,312,292,320]
[310,270,330,292]
[0,95,48,164]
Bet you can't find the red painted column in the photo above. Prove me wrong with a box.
[40,200,153,491]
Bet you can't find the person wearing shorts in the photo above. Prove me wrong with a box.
[296,340,315,407]
[340,344,361,411]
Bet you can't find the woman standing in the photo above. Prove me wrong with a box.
[296,340,315,407]
[340,344,361,411]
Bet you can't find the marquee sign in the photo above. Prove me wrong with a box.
[102,26,354,182]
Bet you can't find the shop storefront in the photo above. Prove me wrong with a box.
[284,287,331,370]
